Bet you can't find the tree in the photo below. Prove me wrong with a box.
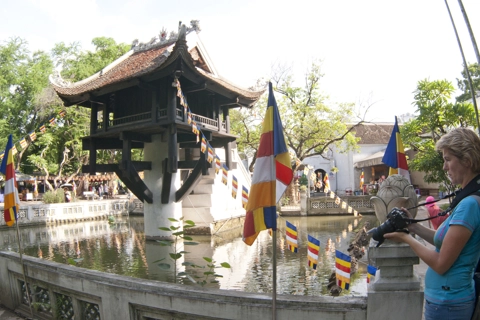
[402,78,477,192]
[231,62,366,171]
[0,37,130,190]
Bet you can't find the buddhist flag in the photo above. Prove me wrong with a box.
[360,170,364,189]
[222,165,228,185]
[323,173,330,192]
[242,186,249,209]
[382,116,410,181]
[19,138,27,150]
[367,265,377,284]
[0,152,3,161]
[49,117,56,126]
[187,111,192,125]
[59,110,66,118]
[232,175,238,199]
[242,82,293,246]
[39,124,46,133]
[215,155,221,174]
[191,120,197,134]
[335,250,351,290]
[29,131,37,142]
[201,136,207,153]
[0,135,21,227]
[207,145,214,163]
[285,221,298,253]
[11,145,17,156]
[307,235,320,269]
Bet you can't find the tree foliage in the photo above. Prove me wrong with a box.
[402,78,478,192]
[231,62,365,171]
[0,37,129,189]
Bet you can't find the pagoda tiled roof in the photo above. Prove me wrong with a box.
[50,23,264,105]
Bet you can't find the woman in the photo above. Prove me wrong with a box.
[425,195,449,230]
[385,128,480,320]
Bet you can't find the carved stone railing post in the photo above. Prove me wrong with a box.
[367,174,423,320]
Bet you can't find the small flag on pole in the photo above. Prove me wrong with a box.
[242,186,249,209]
[215,155,221,174]
[39,124,46,133]
[59,110,66,118]
[242,82,293,246]
[19,138,27,150]
[367,265,377,284]
[207,145,214,163]
[187,111,192,124]
[335,250,351,290]
[221,165,228,185]
[307,235,320,269]
[360,170,364,190]
[0,135,21,227]
[201,136,207,153]
[231,175,238,198]
[285,221,298,253]
[28,131,37,142]
[49,117,56,126]
[382,116,410,182]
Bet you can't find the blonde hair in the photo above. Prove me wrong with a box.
[436,127,480,173]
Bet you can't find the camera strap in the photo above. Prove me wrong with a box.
[405,174,480,224]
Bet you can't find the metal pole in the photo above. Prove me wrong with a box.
[457,0,480,65]
[445,0,480,135]
[272,229,277,320]
[15,221,35,319]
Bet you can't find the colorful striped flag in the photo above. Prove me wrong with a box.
[382,116,410,181]
[215,155,221,174]
[242,186,249,209]
[0,135,21,227]
[207,145,214,163]
[367,265,377,284]
[29,131,37,142]
[59,110,66,118]
[221,165,228,185]
[11,145,17,156]
[19,138,27,150]
[49,117,56,126]
[285,221,298,253]
[323,173,330,192]
[242,82,293,246]
[201,136,207,153]
[307,235,320,269]
[232,175,238,198]
[196,124,201,143]
[39,124,46,133]
[335,250,351,290]
[187,111,192,125]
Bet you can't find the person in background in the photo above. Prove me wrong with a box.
[384,127,480,320]
[425,196,449,230]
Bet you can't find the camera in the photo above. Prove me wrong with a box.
[368,207,411,246]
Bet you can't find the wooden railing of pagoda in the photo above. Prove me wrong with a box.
[95,108,226,133]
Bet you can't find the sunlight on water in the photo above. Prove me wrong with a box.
[0,215,377,297]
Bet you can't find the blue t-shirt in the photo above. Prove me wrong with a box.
[425,196,480,305]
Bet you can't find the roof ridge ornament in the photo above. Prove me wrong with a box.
[131,20,201,53]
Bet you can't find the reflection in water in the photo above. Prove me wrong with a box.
[0,215,377,296]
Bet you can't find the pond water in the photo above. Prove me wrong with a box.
[0,214,378,297]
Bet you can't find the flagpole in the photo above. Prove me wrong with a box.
[272,229,277,320]
[15,221,34,319]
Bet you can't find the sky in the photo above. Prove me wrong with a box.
[1,0,479,122]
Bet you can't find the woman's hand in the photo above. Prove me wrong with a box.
[383,230,411,243]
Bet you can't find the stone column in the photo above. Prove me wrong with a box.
[143,134,182,239]
[367,174,423,320]
[367,241,423,319]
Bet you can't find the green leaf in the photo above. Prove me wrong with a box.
[220,262,231,268]
[168,218,179,222]
[158,227,171,231]
[152,258,166,263]
[156,240,173,246]
[182,236,193,241]
[157,263,171,270]
[183,241,199,246]
[184,220,195,226]
[169,253,182,260]
[203,257,213,263]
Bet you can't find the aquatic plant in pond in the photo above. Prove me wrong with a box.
[154,217,231,286]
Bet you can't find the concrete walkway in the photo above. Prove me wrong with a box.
[0,306,26,320]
